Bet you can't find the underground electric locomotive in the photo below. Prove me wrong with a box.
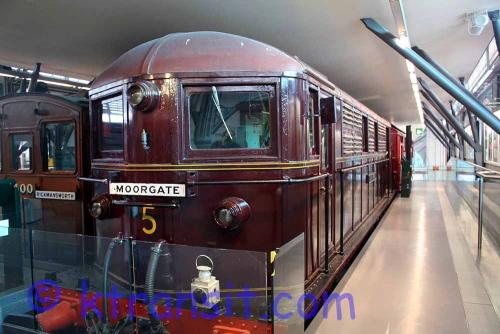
[0,32,410,334]
[86,31,407,323]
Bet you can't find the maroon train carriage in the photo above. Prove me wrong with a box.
[0,93,91,234]
[84,31,403,326]
[390,125,407,192]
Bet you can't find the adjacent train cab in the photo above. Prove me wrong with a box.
[0,93,91,234]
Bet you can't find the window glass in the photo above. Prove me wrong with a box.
[308,97,315,152]
[189,88,270,149]
[386,127,390,152]
[11,133,32,171]
[374,122,379,152]
[42,122,76,171]
[321,124,329,169]
[100,96,124,151]
[308,92,317,154]
[362,116,368,152]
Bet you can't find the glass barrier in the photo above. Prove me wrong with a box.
[0,228,304,334]
[0,226,36,334]
[273,234,305,334]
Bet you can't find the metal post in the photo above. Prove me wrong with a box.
[489,10,500,57]
[361,18,500,134]
[478,176,484,250]
[458,76,480,145]
[419,79,480,150]
[449,101,458,157]
[324,175,331,272]
[422,102,463,148]
[27,63,41,93]
[339,171,344,255]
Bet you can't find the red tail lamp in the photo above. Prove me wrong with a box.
[213,197,251,230]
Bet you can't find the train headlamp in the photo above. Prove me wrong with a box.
[89,195,112,219]
[127,80,159,112]
[213,197,251,230]
[90,202,102,218]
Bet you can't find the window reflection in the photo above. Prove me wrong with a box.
[321,124,328,169]
[100,96,124,151]
[11,133,32,171]
[189,89,270,149]
[42,122,76,171]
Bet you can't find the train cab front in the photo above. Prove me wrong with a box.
[89,76,288,251]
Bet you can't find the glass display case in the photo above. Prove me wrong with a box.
[0,226,304,334]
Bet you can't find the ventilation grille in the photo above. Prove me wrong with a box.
[342,104,363,155]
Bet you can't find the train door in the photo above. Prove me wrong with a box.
[2,128,41,225]
[319,92,336,272]
[305,88,325,281]
[38,117,84,234]
[390,127,402,192]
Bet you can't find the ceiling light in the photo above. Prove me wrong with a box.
[466,11,489,36]
[389,0,424,123]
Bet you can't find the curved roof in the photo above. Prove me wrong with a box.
[91,31,305,89]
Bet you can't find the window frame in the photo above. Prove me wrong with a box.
[92,89,126,160]
[40,119,78,175]
[182,83,279,161]
[8,131,34,173]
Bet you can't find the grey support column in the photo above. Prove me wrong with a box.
[361,18,500,133]
[419,78,480,150]
[422,102,462,149]
[424,120,451,151]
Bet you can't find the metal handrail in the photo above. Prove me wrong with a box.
[477,171,500,179]
[337,158,390,173]
[462,160,500,174]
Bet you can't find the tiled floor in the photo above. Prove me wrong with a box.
[307,181,500,334]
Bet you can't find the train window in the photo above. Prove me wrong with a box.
[99,95,124,152]
[374,122,379,152]
[362,116,368,152]
[42,122,76,172]
[188,87,271,150]
[386,127,390,152]
[321,124,329,169]
[10,133,32,171]
[308,90,319,156]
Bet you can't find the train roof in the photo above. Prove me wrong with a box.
[91,31,391,126]
[91,31,306,89]
[0,92,88,109]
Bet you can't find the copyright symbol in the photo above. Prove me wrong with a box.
[28,279,61,312]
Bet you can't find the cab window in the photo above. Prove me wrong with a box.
[42,122,76,172]
[188,86,271,150]
[308,90,319,155]
[98,95,124,152]
[10,133,32,171]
